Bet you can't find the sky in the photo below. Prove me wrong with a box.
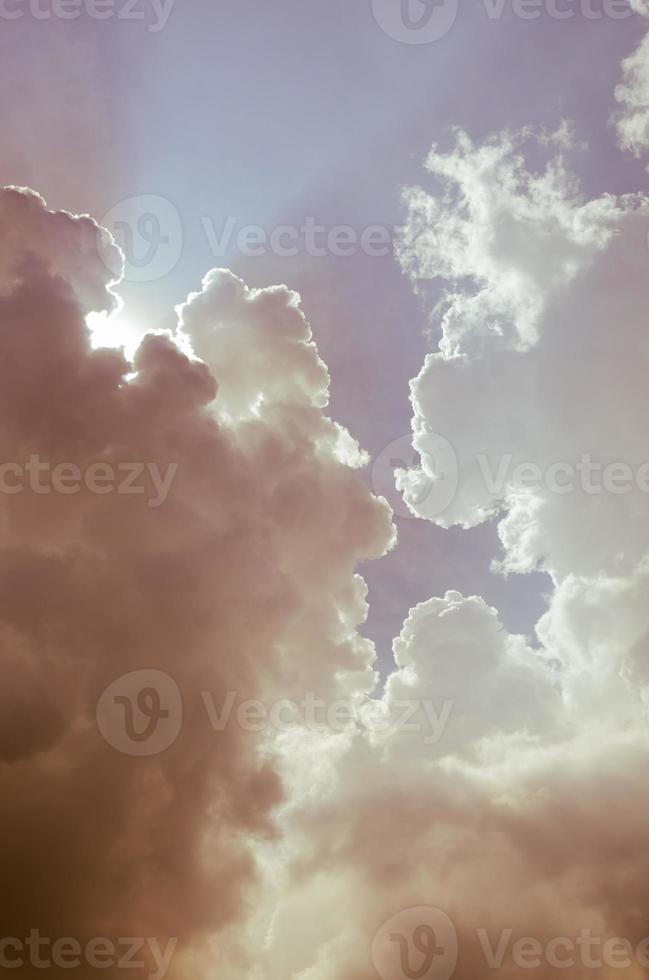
[2,1,649,978]
[4,0,645,659]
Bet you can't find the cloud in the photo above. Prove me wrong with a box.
[6,56,649,978]
[244,124,649,979]
[0,186,393,978]
[615,16,649,157]
[395,128,649,578]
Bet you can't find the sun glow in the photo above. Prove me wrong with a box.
[86,309,144,359]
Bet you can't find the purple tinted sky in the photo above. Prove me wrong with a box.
[1,0,646,665]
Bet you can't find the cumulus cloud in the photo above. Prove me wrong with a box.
[277,120,649,980]
[222,112,649,980]
[395,128,649,580]
[0,186,393,978]
[615,13,649,156]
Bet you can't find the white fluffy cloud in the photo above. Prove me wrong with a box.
[615,13,649,156]
[247,119,649,979]
[396,129,649,582]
